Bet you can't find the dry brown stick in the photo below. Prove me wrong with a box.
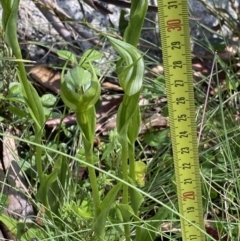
[33,0,103,47]
[1,130,34,219]
[99,0,159,12]
[0,128,35,239]
[99,0,202,20]
[83,0,113,14]
[34,0,74,41]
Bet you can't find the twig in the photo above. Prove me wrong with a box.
[198,52,218,145]
[100,0,202,19]
[33,0,103,47]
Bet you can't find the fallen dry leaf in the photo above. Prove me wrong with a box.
[27,66,61,94]
[0,128,34,239]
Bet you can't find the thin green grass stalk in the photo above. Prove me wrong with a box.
[216,58,240,199]
[214,57,240,239]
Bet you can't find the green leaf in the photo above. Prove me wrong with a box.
[7,106,28,118]
[107,36,144,96]
[101,142,115,161]
[79,49,103,66]
[117,204,134,222]
[119,9,129,37]
[139,205,172,241]
[47,153,69,215]
[57,50,77,64]
[6,82,25,103]
[1,0,19,50]
[8,81,22,95]
[17,222,46,241]
[60,81,80,111]
[93,182,122,239]
[0,213,18,236]
[41,93,57,107]
[78,80,101,113]
[144,129,169,148]
[162,105,169,117]
[65,66,92,89]
[6,96,25,104]
[123,0,148,47]
[55,152,69,189]
[117,92,141,135]
[134,161,147,187]
[208,37,226,51]
[128,105,140,145]
[0,193,9,208]
[71,201,93,219]
[128,177,144,214]
[76,106,96,150]
[226,76,239,91]
[21,81,46,129]
[36,170,59,208]
[76,147,99,167]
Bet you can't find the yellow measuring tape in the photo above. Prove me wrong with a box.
[156,1,205,241]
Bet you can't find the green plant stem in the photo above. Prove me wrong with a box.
[84,141,101,217]
[121,138,129,203]
[35,136,43,181]
[129,144,142,239]
[75,109,101,217]
[17,58,44,181]
[13,33,44,184]
[128,144,135,181]
[121,137,131,241]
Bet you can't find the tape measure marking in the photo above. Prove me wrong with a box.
[157,1,205,241]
